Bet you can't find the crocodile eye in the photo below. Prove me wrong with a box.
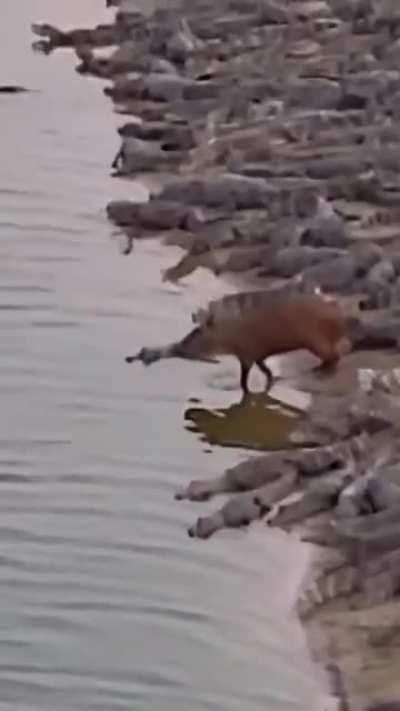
[328,459,342,471]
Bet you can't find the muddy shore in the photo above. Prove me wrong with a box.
[31,1,400,709]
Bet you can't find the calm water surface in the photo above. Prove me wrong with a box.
[0,3,322,709]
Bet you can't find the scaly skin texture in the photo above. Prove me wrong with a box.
[176,385,400,678]
[176,432,370,503]
[178,432,373,540]
[177,398,400,541]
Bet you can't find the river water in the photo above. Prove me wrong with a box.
[0,3,323,709]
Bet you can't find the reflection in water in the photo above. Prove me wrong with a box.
[184,392,303,451]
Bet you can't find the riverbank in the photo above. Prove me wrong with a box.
[30,1,400,709]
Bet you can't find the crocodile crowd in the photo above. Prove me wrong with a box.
[176,372,400,710]
[31,0,400,709]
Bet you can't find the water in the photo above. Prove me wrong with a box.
[0,3,322,709]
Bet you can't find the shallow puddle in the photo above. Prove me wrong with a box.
[184,391,303,451]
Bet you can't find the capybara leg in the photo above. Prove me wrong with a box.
[312,336,352,375]
[309,338,341,367]
[240,362,251,393]
[256,360,274,391]
[334,336,352,357]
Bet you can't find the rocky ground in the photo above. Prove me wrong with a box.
[31,1,400,709]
